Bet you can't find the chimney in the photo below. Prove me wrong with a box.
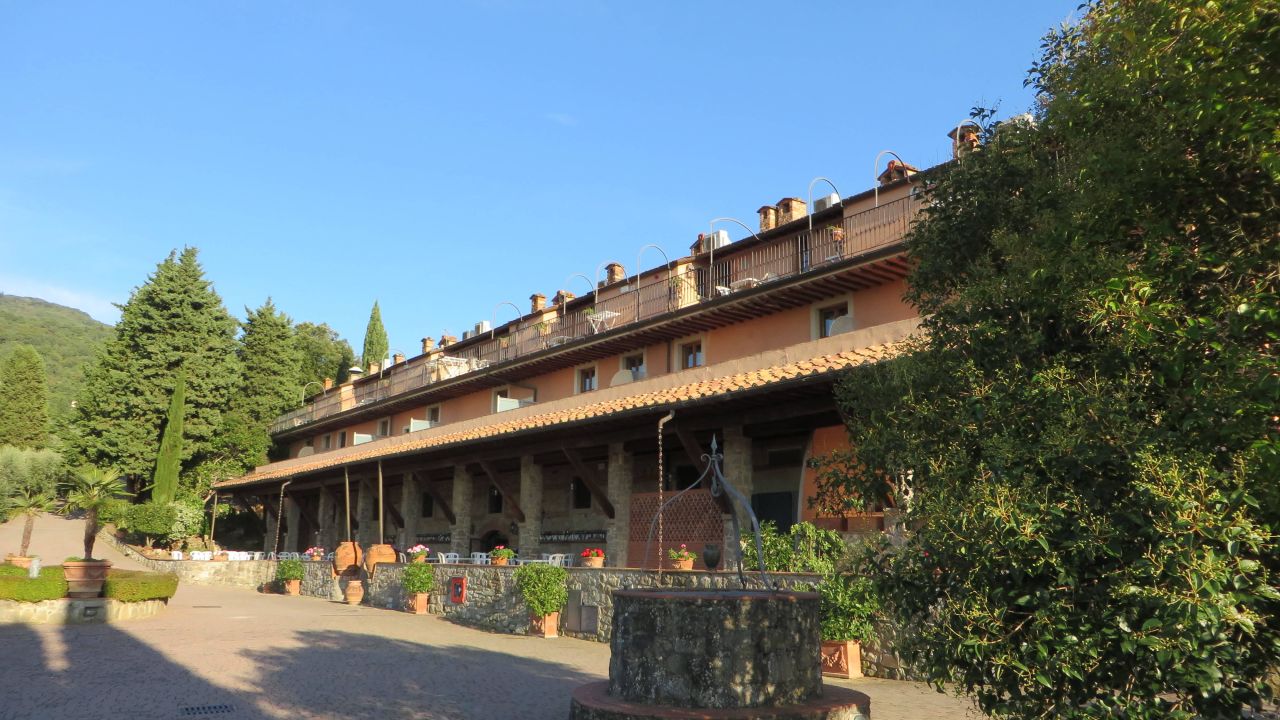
[322,377,334,390]
[421,336,436,354]
[530,293,546,313]
[948,122,980,159]
[368,361,381,374]
[392,352,405,365]
[440,334,457,347]
[553,290,575,306]
[758,205,779,232]
[877,159,919,186]
[777,197,807,225]
[606,262,625,285]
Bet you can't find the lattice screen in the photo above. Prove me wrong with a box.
[627,489,724,569]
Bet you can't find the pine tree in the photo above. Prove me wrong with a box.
[0,344,50,449]
[237,299,302,425]
[151,371,184,505]
[361,301,388,372]
[68,247,240,483]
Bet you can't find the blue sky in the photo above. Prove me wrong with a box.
[0,1,1077,356]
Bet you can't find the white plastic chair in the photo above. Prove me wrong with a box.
[439,552,460,564]
[170,551,184,561]
[470,552,490,565]
[547,554,568,567]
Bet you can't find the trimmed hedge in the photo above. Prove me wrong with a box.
[0,566,67,602]
[102,570,179,603]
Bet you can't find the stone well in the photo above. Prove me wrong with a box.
[570,588,870,720]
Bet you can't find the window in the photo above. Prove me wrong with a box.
[570,478,592,509]
[623,353,645,378]
[377,418,391,437]
[578,366,598,393]
[679,340,704,369]
[321,434,332,450]
[818,303,850,338]
[421,493,434,518]
[487,486,503,514]
[338,431,347,448]
[493,388,509,412]
[426,406,440,424]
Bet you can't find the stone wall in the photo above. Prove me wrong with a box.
[0,597,168,625]
[103,534,280,591]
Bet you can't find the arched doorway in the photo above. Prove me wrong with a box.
[478,529,509,553]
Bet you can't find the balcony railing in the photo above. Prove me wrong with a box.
[269,194,920,435]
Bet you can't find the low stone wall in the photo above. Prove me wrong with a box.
[105,535,279,591]
[302,561,342,601]
[0,597,168,625]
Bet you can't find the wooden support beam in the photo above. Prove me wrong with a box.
[235,494,268,532]
[385,494,405,529]
[560,447,616,519]
[326,485,358,530]
[476,460,525,523]
[414,471,455,524]
[296,496,321,529]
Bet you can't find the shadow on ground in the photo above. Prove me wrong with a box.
[241,629,595,719]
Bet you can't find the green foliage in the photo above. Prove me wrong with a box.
[124,502,177,547]
[0,446,66,521]
[0,565,67,602]
[0,294,112,423]
[820,3,1280,717]
[0,344,50,448]
[360,301,388,372]
[275,558,304,581]
[514,563,568,617]
[61,466,128,560]
[5,488,55,556]
[237,299,302,426]
[818,574,879,643]
[67,248,241,483]
[151,371,185,505]
[102,569,178,603]
[167,497,205,543]
[488,545,515,560]
[293,321,354,389]
[401,563,436,594]
[96,497,131,527]
[740,521,847,575]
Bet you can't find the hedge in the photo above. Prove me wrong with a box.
[0,566,68,602]
[102,570,179,603]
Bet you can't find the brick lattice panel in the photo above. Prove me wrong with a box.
[627,490,724,569]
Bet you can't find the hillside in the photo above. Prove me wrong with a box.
[0,294,113,419]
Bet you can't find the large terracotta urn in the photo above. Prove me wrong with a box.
[63,560,111,598]
[364,544,397,575]
[333,541,363,577]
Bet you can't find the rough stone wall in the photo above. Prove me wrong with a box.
[0,597,167,625]
[301,561,342,600]
[103,535,279,590]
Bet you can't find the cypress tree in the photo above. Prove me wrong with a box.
[361,301,388,372]
[0,344,50,449]
[68,247,240,483]
[151,371,184,505]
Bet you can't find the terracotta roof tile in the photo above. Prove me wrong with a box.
[215,339,907,489]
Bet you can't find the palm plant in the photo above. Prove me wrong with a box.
[7,488,55,558]
[61,466,127,560]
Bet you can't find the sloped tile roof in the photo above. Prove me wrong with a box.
[214,341,905,490]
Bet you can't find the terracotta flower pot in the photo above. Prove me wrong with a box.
[343,578,365,606]
[364,544,397,575]
[491,557,509,566]
[412,555,427,564]
[581,556,604,568]
[530,611,559,638]
[820,640,863,679]
[409,592,429,615]
[6,555,33,570]
[334,541,363,577]
[63,560,112,598]
[284,579,301,596]
[669,557,694,571]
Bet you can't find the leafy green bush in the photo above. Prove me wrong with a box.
[0,446,65,521]
[124,502,177,547]
[402,563,436,594]
[819,573,879,642]
[275,558,304,582]
[96,497,132,526]
[167,497,205,544]
[740,521,847,574]
[0,564,29,577]
[514,563,567,617]
[102,570,178,603]
[0,566,67,602]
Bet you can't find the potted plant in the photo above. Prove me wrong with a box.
[667,544,695,571]
[4,489,54,570]
[818,573,879,679]
[489,545,516,566]
[303,546,326,562]
[402,562,435,614]
[342,572,364,605]
[276,558,305,595]
[579,548,605,568]
[406,544,430,563]
[514,563,567,638]
[60,466,128,597]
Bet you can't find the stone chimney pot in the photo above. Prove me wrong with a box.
[606,262,625,285]
[392,352,405,365]
[322,377,334,390]
[777,198,807,225]
[553,290,576,306]
[530,293,546,313]
[421,337,436,354]
[758,205,779,232]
